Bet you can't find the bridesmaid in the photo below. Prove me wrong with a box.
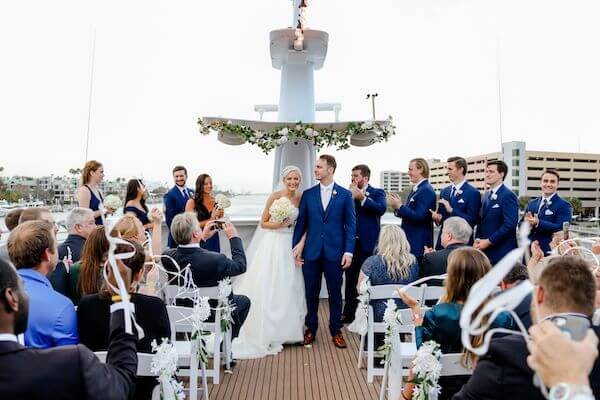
[124,179,152,231]
[77,160,113,225]
[185,173,223,253]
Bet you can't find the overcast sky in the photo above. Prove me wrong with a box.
[1,0,599,192]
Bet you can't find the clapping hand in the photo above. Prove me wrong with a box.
[430,209,442,224]
[62,246,73,273]
[349,184,365,201]
[524,211,539,227]
[438,198,452,213]
[387,193,402,210]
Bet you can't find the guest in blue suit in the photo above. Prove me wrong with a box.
[521,169,572,255]
[163,166,194,248]
[388,158,437,263]
[431,157,481,249]
[293,155,356,348]
[475,160,519,265]
[341,164,386,324]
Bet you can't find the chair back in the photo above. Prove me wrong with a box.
[440,353,472,376]
[368,284,424,302]
[94,351,157,377]
[420,284,445,303]
[164,284,221,305]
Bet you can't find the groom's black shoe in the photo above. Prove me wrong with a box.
[303,330,315,346]
[332,333,347,349]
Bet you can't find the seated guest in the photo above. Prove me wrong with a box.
[0,257,138,400]
[7,220,78,348]
[163,212,250,338]
[528,320,598,400]
[124,179,153,231]
[78,240,170,400]
[420,216,472,282]
[453,256,600,400]
[500,262,532,331]
[69,226,110,304]
[357,225,419,322]
[185,173,224,253]
[400,247,512,400]
[0,209,23,260]
[48,207,97,297]
[111,214,163,296]
[18,207,57,227]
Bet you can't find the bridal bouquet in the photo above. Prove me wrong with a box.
[103,194,122,210]
[410,341,442,400]
[269,197,296,223]
[214,193,231,209]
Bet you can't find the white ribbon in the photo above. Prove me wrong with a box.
[348,279,370,336]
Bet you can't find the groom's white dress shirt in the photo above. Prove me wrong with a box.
[320,182,334,210]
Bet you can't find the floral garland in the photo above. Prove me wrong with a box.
[378,298,402,365]
[151,338,186,400]
[410,341,442,400]
[217,277,236,332]
[197,117,396,154]
[191,296,212,365]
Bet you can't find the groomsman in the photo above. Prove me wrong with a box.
[522,169,572,255]
[388,158,436,263]
[164,166,194,248]
[342,164,386,324]
[475,160,519,265]
[431,156,481,249]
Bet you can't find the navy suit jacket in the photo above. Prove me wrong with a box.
[522,194,572,255]
[394,180,436,258]
[355,185,387,255]
[293,183,356,262]
[477,184,519,265]
[163,186,194,247]
[435,182,481,249]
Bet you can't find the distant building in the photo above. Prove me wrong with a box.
[428,141,600,215]
[380,170,411,192]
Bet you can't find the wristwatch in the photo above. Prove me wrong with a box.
[549,383,593,400]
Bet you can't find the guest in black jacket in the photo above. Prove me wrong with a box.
[163,212,250,338]
[0,257,137,400]
[420,216,472,283]
[500,262,532,331]
[453,256,600,400]
[48,207,97,296]
[78,240,170,400]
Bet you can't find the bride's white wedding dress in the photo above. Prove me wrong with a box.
[232,207,307,359]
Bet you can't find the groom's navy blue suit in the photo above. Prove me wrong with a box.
[164,185,194,248]
[293,183,356,336]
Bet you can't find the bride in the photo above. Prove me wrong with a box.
[232,166,307,359]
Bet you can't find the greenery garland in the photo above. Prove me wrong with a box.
[197,117,396,154]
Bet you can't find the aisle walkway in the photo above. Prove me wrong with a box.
[207,300,382,400]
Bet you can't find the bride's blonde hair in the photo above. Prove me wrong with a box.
[281,165,302,183]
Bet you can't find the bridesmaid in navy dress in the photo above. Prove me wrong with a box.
[123,179,152,231]
[77,160,114,225]
[185,173,223,253]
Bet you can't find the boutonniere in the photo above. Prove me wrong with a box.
[332,190,337,196]
[491,193,498,201]
[365,191,370,197]
[456,189,463,196]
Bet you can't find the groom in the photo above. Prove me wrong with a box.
[293,154,356,348]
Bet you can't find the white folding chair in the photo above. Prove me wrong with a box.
[93,352,162,400]
[357,284,425,383]
[439,353,472,376]
[420,284,445,305]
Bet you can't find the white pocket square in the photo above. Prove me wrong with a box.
[492,204,500,209]
[410,198,415,202]
[544,209,554,215]
[458,199,465,203]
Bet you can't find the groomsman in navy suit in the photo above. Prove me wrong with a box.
[293,155,356,348]
[431,156,481,249]
[521,169,572,255]
[163,166,194,248]
[388,158,437,263]
[475,160,519,265]
[341,164,386,324]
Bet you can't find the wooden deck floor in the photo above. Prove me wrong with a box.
[207,300,382,400]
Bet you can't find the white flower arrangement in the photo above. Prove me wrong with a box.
[410,341,443,400]
[103,194,122,210]
[214,193,231,209]
[198,118,396,154]
[269,197,296,223]
[378,299,402,364]
[191,296,211,365]
[217,277,236,332]
[151,338,186,400]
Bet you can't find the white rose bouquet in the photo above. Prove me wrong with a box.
[103,194,122,210]
[214,194,231,209]
[269,197,296,223]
